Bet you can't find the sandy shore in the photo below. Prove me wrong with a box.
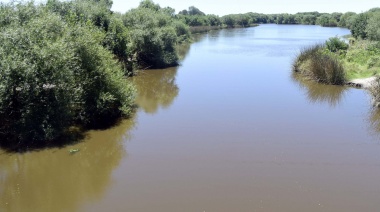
[346,76,378,89]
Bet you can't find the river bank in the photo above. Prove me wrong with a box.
[293,38,380,89]
[346,76,378,88]
[189,24,259,34]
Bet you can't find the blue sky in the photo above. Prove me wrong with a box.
[111,0,379,15]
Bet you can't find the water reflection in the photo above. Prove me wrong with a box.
[292,73,348,107]
[0,116,136,212]
[132,67,179,114]
[176,43,191,60]
[367,107,380,137]
[220,28,249,38]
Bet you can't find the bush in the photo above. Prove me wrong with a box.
[366,12,380,41]
[222,15,236,27]
[102,14,133,75]
[67,23,135,128]
[325,37,348,53]
[350,13,369,39]
[367,55,380,68]
[47,0,112,31]
[172,20,191,43]
[123,7,179,68]
[345,40,380,64]
[0,3,135,150]
[0,12,77,147]
[293,44,346,85]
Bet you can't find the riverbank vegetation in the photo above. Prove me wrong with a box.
[0,0,191,151]
[293,8,380,105]
[293,43,346,85]
[293,8,380,84]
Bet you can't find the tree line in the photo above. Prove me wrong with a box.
[177,5,380,34]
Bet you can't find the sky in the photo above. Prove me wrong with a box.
[111,0,379,15]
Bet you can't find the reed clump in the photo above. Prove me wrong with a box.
[293,44,346,85]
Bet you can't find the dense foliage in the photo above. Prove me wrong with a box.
[325,37,349,53]
[123,1,189,68]
[0,1,135,150]
[0,0,191,150]
[177,9,345,28]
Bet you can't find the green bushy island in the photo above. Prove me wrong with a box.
[1,0,379,151]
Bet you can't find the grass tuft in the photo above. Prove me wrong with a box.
[293,44,346,85]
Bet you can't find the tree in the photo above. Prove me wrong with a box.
[138,0,160,11]
[188,6,205,16]
[351,13,369,39]
[206,14,221,26]
[178,9,188,15]
[0,11,76,147]
[338,12,356,28]
[317,14,337,27]
[123,7,179,68]
[366,12,380,41]
[161,6,175,16]
[222,15,235,27]
[0,2,135,149]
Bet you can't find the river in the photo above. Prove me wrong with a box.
[1,24,380,212]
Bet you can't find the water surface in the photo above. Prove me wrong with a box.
[2,24,380,212]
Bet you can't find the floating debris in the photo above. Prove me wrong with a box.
[69,149,80,154]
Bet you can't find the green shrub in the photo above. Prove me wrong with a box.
[68,24,135,128]
[367,55,380,68]
[325,37,348,53]
[0,2,135,150]
[222,15,236,27]
[123,7,179,68]
[351,13,369,39]
[293,44,346,85]
[172,20,191,43]
[47,0,112,30]
[345,40,380,64]
[103,14,133,75]
[0,12,76,147]
[366,11,380,41]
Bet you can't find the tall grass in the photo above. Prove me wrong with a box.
[292,73,348,107]
[293,44,346,85]
[344,40,380,79]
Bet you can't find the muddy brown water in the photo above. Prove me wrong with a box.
[2,25,380,212]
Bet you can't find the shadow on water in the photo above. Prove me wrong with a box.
[0,129,85,153]
[0,114,137,212]
[0,116,131,153]
[176,42,192,61]
[132,67,179,114]
[292,72,348,107]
